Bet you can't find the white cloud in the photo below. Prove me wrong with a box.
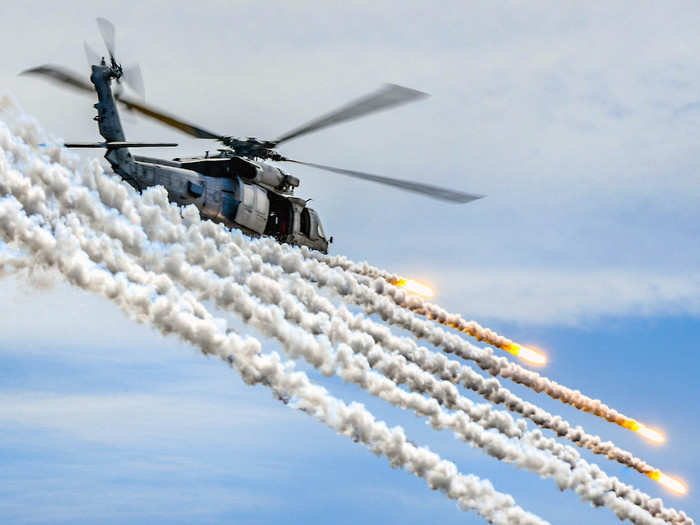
[0,481,275,524]
[432,267,700,324]
[0,391,299,447]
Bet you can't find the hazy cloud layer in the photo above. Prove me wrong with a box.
[433,267,700,324]
[0,391,299,446]
[1,0,697,305]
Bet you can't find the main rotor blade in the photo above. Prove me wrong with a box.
[285,160,484,204]
[84,41,100,66]
[114,95,222,139]
[21,64,220,140]
[274,84,428,146]
[21,64,94,94]
[123,64,145,98]
[96,17,116,62]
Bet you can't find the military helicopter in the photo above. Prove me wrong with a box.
[23,18,483,254]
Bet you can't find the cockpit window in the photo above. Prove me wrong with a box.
[308,209,325,239]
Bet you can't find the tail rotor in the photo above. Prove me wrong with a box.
[96,17,117,67]
[122,64,144,99]
[83,41,101,67]
[85,17,145,99]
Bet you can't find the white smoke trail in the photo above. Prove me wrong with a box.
[281,275,653,463]
[71,191,653,482]
[62,190,688,522]
[1,106,688,524]
[0,108,548,525]
[241,275,686,525]
[0,242,28,276]
[235,243,690,524]
[304,247,663,440]
[6,191,669,525]
[0,98,667,442]
[257,238,640,428]
[226,267,689,525]
[0,113,690,525]
[0,176,545,525]
[301,247,518,347]
[171,229,658,472]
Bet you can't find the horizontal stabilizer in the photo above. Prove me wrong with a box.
[64,141,178,149]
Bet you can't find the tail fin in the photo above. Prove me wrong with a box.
[90,64,126,143]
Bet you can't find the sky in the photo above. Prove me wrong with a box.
[0,1,698,524]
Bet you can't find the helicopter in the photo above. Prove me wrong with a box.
[22,18,484,254]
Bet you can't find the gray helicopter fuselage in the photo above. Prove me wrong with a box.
[91,64,329,253]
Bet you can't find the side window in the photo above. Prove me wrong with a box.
[187,181,204,198]
[300,209,311,236]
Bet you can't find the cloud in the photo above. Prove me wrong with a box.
[0,478,275,524]
[0,391,299,447]
[2,0,698,282]
[433,267,700,324]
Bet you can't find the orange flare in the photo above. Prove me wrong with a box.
[394,279,434,298]
[637,424,666,444]
[647,471,687,496]
[623,421,666,444]
[505,344,547,366]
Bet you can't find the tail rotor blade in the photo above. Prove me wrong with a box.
[123,64,145,98]
[84,41,100,66]
[96,17,116,62]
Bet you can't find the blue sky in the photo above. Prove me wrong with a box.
[0,1,698,523]
[0,278,696,524]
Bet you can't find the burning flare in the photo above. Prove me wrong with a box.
[504,344,547,366]
[622,421,666,444]
[647,471,688,496]
[391,276,551,366]
[394,278,434,298]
